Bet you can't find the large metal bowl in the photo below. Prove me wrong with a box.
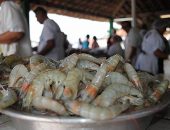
[1,92,170,130]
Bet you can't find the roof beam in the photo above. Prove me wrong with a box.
[139,9,170,17]
[31,1,111,19]
[112,0,126,16]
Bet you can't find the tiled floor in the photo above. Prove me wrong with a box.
[1,106,170,130]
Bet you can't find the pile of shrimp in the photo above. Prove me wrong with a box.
[0,54,29,85]
[0,53,169,120]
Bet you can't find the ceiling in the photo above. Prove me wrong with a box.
[29,0,170,26]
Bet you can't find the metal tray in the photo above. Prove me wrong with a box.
[1,91,170,130]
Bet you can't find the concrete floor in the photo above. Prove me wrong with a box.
[1,105,170,130]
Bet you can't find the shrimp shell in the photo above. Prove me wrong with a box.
[32,97,67,115]
[106,54,124,72]
[149,80,169,103]
[78,53,103,64]
[59,53,79,72]
[102,72,134,87]
[65,100,130,120]
[79,63,108,102]
[62,68,83,100]
[93,83,143,107]
[124,63,143,92]
[63,68,94,100]
[30,55,56,70]
[119,96,144,106]
[22,69,66,109]
[9,64,28,87]
[76,60,99,71]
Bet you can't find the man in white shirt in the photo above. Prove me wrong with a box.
[0,0,32,57]
[34,6,65,60]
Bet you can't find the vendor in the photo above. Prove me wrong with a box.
[0,0,32,57]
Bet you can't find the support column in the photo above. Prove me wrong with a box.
[109,18,113,36]
[131,0,136,28]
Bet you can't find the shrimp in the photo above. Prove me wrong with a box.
[115,61,124,73]
[119,96,144,106]
[78,53,103,64]
[124,63,143,92]
[65,100,130,120]
[79,63,108,102]
[59,53,103,73]
[106,54,124,72]
[32,97,67,115]
[76,60,99,71]
[93,83,143,107]
[59,53,79,72]
[24,63,48,83]
[20,63,50,99]
[62,68,93,100]
[79,55,124,102]
[9,63,49,95]
[148,80,169,104]
[30,55,56,70]
[137,71,156,96]
[0,84,17,109]
[22,70,67,115]
[9,64,28,88]
[102,72,134,87]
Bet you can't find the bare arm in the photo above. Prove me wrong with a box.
[38,39,55,55]
[0,31,24,44]
[154,49,168,59]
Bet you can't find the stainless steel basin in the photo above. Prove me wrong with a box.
[1,92,170,130]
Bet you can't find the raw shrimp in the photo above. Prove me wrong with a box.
[76,60,99,71]
[32,97,67,115]
[20,63,50,99]
[78,53,103,64]
[119,96,144,106]
[114,62,124,73]
[106,54,124,72]
[137,71,156,96]
[0,84,17,109]
[29,55,56,70]
[148,80,169,104]
[65,100,130,120]
[93,83,143,107]
[9,64,28,87]
[79,55,124,102]
[79,63,108,102]
[62,68,93,100]
[59,53,79,72]
[102,72,134,87]
[124,63,143,92]
[60,53,103,73]
[24,63,48,83]
[22,70,67,115]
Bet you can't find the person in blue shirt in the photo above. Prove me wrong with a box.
[82,34,90,49]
